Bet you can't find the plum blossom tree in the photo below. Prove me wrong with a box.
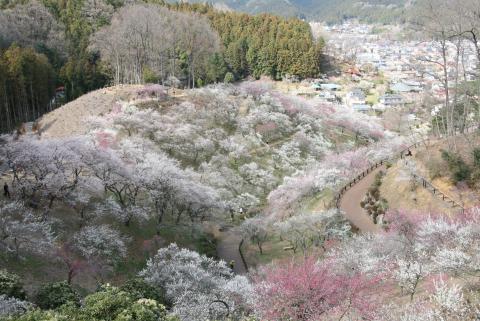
[239,82,271,101]
[0,295,31,317]
[74,225,128,264]
[375,280,478,321]
[136,152,185,229]
[429,281,470,320]
[254,257,382,321]
[393,258,429,301]
[140,244,253,321]
[168,177,220,225]
[238,163,277,195]
[1,137,90,214]
[275,210,350,254]
[83,145,150,227]
[240,218,268,254]
[327,233,393,276]
[226,193,259,220]
[0,201,55,259]
[64,190,101,227]
[73,225,129,281]
[55,243,88,285]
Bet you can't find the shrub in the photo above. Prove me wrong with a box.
[82,285,170,321]
[142,67,159,84]
[35,282,79,310]
[361,171,388,224]
[13,286,175,321]
[441,150,471,183]
[224,72,235,84]
[473,148,480,168]
[120,278,167,307]
[6,309,54,321]
[0,270,26,300]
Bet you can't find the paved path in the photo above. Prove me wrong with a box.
[216,229,247,274]
[339,165,385,233]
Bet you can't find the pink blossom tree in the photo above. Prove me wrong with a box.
[254,257,383,321]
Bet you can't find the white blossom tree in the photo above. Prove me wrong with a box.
[0,295,31,317]
[140,244,253,321]
[0,201,55,259]
[73,225,129,282]
[240,218,268,254]
[275,210,351,254]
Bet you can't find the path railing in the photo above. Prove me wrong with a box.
[412,174,464,212]
[333,160,385,208]
[331,138,429,209]
[332,124,478,212]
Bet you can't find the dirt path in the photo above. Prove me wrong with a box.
[339,166,385,233]
[216,229,247,274]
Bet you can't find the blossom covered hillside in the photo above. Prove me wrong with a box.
[0,82,479,321]
[82,82,390,220]
[254,209,480,320]
[0,82,394,320]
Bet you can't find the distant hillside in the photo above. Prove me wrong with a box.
[181,0,411,23]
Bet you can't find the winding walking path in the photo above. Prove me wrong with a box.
[216,229,248,274]
[339,165,385,233]
[338,130,475,232]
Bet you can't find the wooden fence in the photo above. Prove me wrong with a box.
[331,138,428,209]
[332,125,478,212]
[412,174,464,212]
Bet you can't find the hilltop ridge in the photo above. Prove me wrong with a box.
[182,0,410,23]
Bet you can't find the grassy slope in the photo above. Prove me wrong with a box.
[380,132,480,217]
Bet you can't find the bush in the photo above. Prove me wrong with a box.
[35,282,79,310]
[13,286,176,321]
[82,285,171,321]
[441,150,471,183]
[361,171,388,224]
[224,72,235,84]
[142,67,159,84]
[473,148,480,168]
[6,309,54,321]
[0,270,26,300]
[120,278,167,307]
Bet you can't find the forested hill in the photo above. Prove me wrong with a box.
[183,0,411,24]
[0,0,322,133]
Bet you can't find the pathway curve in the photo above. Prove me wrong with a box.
[339,165,384,233]
[216,228,247,274]
[337,128,477,232]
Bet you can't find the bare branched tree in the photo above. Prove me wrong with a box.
[90,4,220,87]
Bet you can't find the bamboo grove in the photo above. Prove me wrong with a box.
[0,46,56,133]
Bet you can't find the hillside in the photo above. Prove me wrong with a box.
[1,81,479,320]
[183,0,411,23]
[0,82,388,315]
[38,85,144,138]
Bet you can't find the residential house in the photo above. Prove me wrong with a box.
[379,94,404,107]
[345,88,366,107]
[317,91,338,103]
